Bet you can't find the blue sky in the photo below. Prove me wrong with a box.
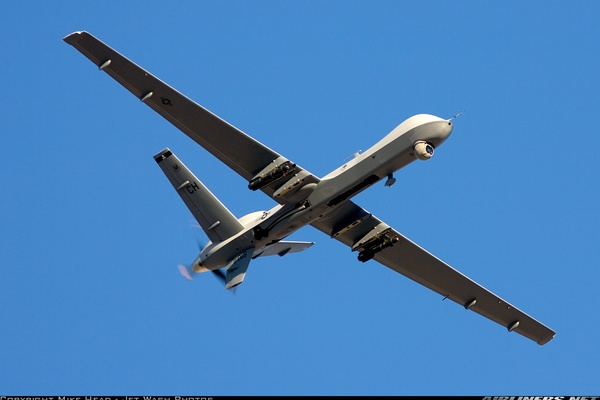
[2,1,599,395]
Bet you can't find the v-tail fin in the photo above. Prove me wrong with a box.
[224,248,253,290]
[154,148,244,243]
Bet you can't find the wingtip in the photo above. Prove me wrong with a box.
[153,148,173,164]
[537,332,556,346]
[62,30,87,44]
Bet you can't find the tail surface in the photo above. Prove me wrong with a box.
[154,148,244,243]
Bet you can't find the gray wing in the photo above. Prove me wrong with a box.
[63,31,319,204]
[311,201,556,346]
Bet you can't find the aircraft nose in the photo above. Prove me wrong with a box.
[428,119,453,148]
[443,119,454,139]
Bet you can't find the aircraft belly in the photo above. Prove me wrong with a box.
[312,138,415,208]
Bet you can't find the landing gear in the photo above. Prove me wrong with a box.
[384,174,396,187]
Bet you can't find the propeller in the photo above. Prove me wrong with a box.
[213,267,237,294]
[211,268,227,285]
[177,226,233,291]
[178,263,227,284]
[177,236,205,281]
[178,263,195,280]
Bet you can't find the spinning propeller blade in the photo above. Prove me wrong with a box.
[178,264,194,280]
[211,268,226,284]
[177,237,233,292]
[177,237,205,281]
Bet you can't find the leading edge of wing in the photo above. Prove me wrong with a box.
[63,31,318,202]
[310,201,555,346]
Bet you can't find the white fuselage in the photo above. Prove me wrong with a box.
[195,114,453,270]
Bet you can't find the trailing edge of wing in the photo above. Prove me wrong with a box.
[310,201,555,346]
